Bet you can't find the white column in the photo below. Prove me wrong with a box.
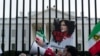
[44,23,46,37]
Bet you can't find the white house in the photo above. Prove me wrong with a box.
[0,8,99,51]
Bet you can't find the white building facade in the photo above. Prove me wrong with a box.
[0,18,30,51]
[0,8,99,51]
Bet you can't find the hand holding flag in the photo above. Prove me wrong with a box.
[35,28,48,47]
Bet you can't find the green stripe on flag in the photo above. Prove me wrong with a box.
[89,22,100,40]
[36,28,45,42]
[36,31,45,37]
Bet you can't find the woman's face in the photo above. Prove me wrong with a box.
[60,21,68,32]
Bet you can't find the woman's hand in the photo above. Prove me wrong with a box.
[35,37,44,47]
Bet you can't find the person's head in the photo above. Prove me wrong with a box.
[63,45,78,56]
[95,52,100,56]
[59,20,75,35]
[19,53,26,56]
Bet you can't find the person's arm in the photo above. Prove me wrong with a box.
[42,43,48,48]
[42,36,54,48]
[48,36,63,50]
[36,37,49,48]
[47,35,56,46]
[36,35,60,49]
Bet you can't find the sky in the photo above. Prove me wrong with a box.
[0,0,100,18]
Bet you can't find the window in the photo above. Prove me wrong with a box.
[22,30,26,37]
[11,30,15,37]
[1,43,4,50]
[0,30,2,37]
[77,43,81,51]
[24,30,26,37]
[24,44,26,51]
[12,29,26,37]
[12,44,16,50]
[78,30,82,37]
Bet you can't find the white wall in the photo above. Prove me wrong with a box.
[0,23,30,51]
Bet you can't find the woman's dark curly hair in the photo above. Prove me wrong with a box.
[59,20,76,35]
[65,45,78,56]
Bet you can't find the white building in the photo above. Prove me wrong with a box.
[0,17,30,51]
[0,8,99,51]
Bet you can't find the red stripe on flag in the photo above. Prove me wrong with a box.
[89,40,100,56]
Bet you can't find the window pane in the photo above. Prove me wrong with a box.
[24,44,26,51]
[12,44,15,50]
[1,43,4,50]
[24,30,26,37]
[78,30,82,37]
[78,43,81,51]
[11,30,15,37]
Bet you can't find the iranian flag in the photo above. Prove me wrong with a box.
[36,28,48,43]
[88,22,100,56]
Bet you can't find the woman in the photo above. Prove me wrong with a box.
[36,19,75,54]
